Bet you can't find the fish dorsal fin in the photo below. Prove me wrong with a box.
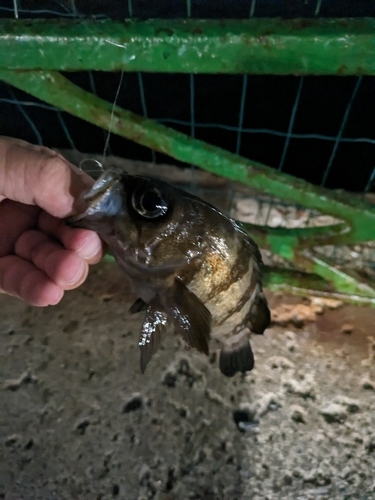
[170,278,212,356]
[139,304,167,373]
[248,287,271,335]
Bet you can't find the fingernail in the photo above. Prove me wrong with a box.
[78,235,102,259]
[67,259,86,285]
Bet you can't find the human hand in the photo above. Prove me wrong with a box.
[0,136,104,306]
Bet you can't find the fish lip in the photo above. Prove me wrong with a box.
[66,165,126,227]
[65,206,99,226]
[83,166,124,203]
[65,212,86,224]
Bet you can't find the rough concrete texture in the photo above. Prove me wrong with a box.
[1,262,375,500]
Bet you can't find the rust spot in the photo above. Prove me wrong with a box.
[257,36,273,49]
[337,65,348,76]
[155,27,174,37]
[21,20,34,28]
[192,26,203,35]
[291,19,314,30]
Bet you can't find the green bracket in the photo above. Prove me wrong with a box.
[263,266,375,306]
[244,223,375,299]
[1,68,375,302]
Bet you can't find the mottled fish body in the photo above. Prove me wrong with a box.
[67,166,270,376]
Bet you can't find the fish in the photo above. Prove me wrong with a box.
[66,166,270,377]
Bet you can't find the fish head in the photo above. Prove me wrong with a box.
[67,166,203,271]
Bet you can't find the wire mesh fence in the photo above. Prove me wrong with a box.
[1,0,375,282]
[1,1,375,187]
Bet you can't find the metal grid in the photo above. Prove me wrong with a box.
[1,0,375,194]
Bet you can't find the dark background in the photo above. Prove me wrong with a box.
[1,0,375,192]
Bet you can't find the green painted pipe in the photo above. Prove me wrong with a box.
[1,68,375,246]
[1,18,375,74]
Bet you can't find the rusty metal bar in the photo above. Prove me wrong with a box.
[0,18,375,74]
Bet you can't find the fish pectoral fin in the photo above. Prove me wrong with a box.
[170,278,212,356]
[129,298,148,314]
[139,304,167,374]
[219,331,254,377]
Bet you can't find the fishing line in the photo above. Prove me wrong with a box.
[53,1,131,49]
[78,158,104,178]
[12,0,18,18]
[77,69,124,177]
[52,1,126,175]
[102,70,125,167]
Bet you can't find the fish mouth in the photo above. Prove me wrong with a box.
[82,166,124,203]
[66,166,126,225]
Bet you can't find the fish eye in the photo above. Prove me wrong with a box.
[132,186,169,219]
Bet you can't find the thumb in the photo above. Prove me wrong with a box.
[0,137,93,218]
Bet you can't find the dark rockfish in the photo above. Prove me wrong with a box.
[67,166,270,377]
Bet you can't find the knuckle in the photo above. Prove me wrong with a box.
[37,154,69,188]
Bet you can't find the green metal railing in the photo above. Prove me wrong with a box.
[1,18,375,303]
[1,18,375,75]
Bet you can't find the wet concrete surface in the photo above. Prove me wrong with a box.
[1,262,375,500]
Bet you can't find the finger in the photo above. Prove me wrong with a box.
[0,200,39,257]
[15,229,89,290]
[37,211,105,264]
[0,137,94,218]
[0,255,63,307]
[62,228,105,264]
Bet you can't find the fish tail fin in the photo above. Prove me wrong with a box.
[219,331,254,377]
